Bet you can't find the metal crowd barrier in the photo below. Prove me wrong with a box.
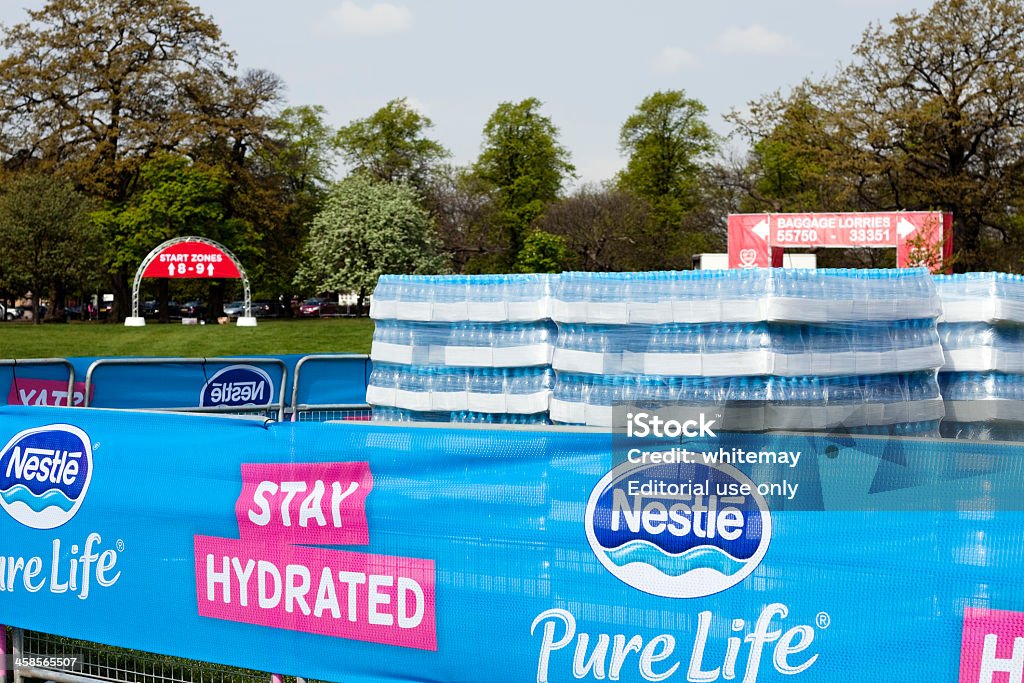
[0,359,76,408]
[2,354,374,422]
[289,354,372,422]
[83,357,290,422]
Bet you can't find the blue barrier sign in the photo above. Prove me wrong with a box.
[0,406,1022,682]
[0,355,371,411]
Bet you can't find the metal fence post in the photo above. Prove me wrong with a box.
[0,359,76,407]
[11,629,21,683]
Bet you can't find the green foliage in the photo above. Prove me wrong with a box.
[734,89,845,213]
[92,154,257,276]
[472,98,575,263]
[239,103,336,295]
[335,98,449,192]
[0,174,103,321]
[618,91,719,216]
[0,0,234,200]
[514,231,569,273]
[615,90,720,268]
[264,105,337,193]
[297,174,449,299]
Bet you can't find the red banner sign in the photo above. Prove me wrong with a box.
[141,241,242,279]
[727,212,952,270]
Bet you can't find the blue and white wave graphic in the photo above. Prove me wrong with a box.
[604,539,747,577]
[0,483,77,513]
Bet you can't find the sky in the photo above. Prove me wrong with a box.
[0,0,934,186]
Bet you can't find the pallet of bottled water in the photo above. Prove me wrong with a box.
[553,320,943,377]
[938,323,1024,373]
[371,274,555,322]
[934,273,1024,323]
[552,268,940,324]
[366,364,553,414]
[371,320,556,367]
[549,372,944,430]
[939,372,1024,423]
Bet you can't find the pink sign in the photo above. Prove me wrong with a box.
[7,379,92,407]
[960,607,1024,683]
[235,462,373,546]
[195,535,437,651]
[141,241,242,279]
[727,212,952,270]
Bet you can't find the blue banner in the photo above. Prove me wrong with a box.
[1,406,1023,682]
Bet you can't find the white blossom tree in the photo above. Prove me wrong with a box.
[296,173,449,310]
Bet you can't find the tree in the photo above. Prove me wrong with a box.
[0,0,239,317]
[245,105,336,297]
[732,0,1024,271]
[0,0,234,198]
[0,174,103,323]
[472,98,574,266]
[425,164,506,273]
[618,91,719,219]
[535,184,652,271]
[514,231,569,273]
[264,105,337,193]
[335,98,449,193]
[296,174,448,309]
[728,88,859,214]
[616,90,720,268]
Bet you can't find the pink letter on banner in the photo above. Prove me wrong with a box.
[235,462,373,546]
[195,536,437,651]
[960,607,1024,683]
[7,379,92,407]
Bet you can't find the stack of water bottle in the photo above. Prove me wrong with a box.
[550,268,946,434]
[935,273,1024,441]
[367,274,556,423]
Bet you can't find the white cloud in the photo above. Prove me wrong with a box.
[651,46,698,73]
[329,1,412,35]
[715,25,797,56]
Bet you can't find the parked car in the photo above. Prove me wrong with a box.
[298,297,340,317]
[222,301,246,318]
[0,302,13,321]
[15,304,44,320]
[251,299,288,318]
[142,300,181,320]
[181,300,206,317]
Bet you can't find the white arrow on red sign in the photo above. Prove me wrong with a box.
[896,218,917,239]
[751,219,770,242]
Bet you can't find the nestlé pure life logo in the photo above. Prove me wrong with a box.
[0,424,93,529]
[585,460,771,598]
[200,365,274,407]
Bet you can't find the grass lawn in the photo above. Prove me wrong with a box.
[0,317,375,359]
